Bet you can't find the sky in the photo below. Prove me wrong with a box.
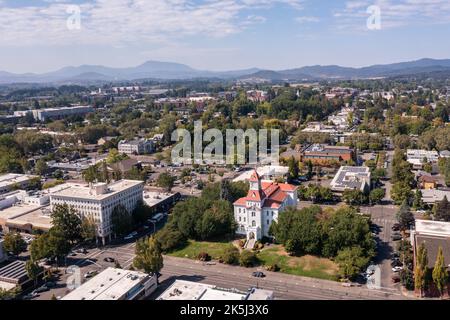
[0,0,450,73]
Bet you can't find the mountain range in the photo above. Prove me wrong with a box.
[1,58,450,84]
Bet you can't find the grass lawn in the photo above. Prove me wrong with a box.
[257,245,339,281]
[167,239,233,260]
[167,239,339,281]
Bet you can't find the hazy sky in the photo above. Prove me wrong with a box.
[1,0,450,73]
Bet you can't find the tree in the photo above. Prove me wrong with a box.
[80,216,97,243]
[396,201,415,231]
[133,236,163,283]
[2,232,27,257]
[132,200,153,226]
[156,172,175,191]
[434,196,450,222]
[369,188,385,205]
[391,182,412,205]
[335,246,370,280]
[51,204,82,245]
[414,242,429,297]
[25,260,43,287]
[432,246,448,297]
[35,159,49,176]
[155,225,186,252]
[412,189,424,210]
[342,189,367,206]
[111,204,132,237]
[239,250,258,267]
[221,245,240,265]
[287,156,299,182]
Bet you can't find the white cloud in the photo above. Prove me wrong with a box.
[295,16,320,23]
[0,0,303,47]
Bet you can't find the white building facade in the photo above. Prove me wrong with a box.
[233,171,298,241]
[118,139,154,155]
[50,180,144,244]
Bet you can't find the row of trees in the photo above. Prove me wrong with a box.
[154,181,247,252]
[269,206,375,279]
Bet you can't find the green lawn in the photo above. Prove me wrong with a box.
[167,239,232,260]
[257,246,339,281]
[167,239,339,281]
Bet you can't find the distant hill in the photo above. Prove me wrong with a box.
[1,58,450,84]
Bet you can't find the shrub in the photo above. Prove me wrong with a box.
[238,239,246,248]
[197,252,211,262]
[221,245,240,265]
[266,263,280,272]
[239,250,258,267]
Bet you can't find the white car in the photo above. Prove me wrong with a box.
[124,231,138,240]
[392,266,403,272]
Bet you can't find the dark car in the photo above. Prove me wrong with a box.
[32,286,49,294]
[392,224,401,231]
[391,260,403,267]
[252,272,265,278]
[45,281,56,288]
[391,234,402,241]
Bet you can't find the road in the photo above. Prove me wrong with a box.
[34,233,408,301]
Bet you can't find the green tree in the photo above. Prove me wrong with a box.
[391,182,412,205]
[396,201,415,231]
[25,260,43,287]
[287,156,299,182]
[432,246,448,297]
[2,232,27,257]
[369,188,385,205]
[111,204,132,237]
[414,242,429,297]
[35,159,49,176]
[156,172,175,191]
[80,216,97,243]
[434,196,450,222]
[342,189,367,206]
[221,245,240,265]
[239,250,258,267]
[412,189,424,210]
[133,236,164,283]
[51,204,82,245]
[335,246,370,280]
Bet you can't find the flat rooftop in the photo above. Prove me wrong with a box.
[51,180,143,201]
[62,268,151,300]
[157,280,273,301]
[0,174,38,189]
[415,220,450,237]
[331,166,371,191]
[0,204,53,230]
[143,191,177,208]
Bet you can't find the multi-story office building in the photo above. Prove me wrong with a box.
[233,171,298,242]
[50,180,144,244]
[118,139,154,155]
[16,105,94,122]
[62,268,157,300]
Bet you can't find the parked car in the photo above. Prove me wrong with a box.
[391,260,403,267]
[252,271,265,278]
[76,248,88,254]
[32,286,49,294]
[84,270,98,279]
[392,266,403,272]
[392,224,401,231]
[45,281,56,288]
[124,232,138,240]
[391,234,402,241]
[104,257,115,263]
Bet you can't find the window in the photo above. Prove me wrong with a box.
[267,220,269,225]
[251,212,256,217]
[252,221,256,227]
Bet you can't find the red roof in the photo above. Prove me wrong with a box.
[234,179,296,209]
[249,170,260,182]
